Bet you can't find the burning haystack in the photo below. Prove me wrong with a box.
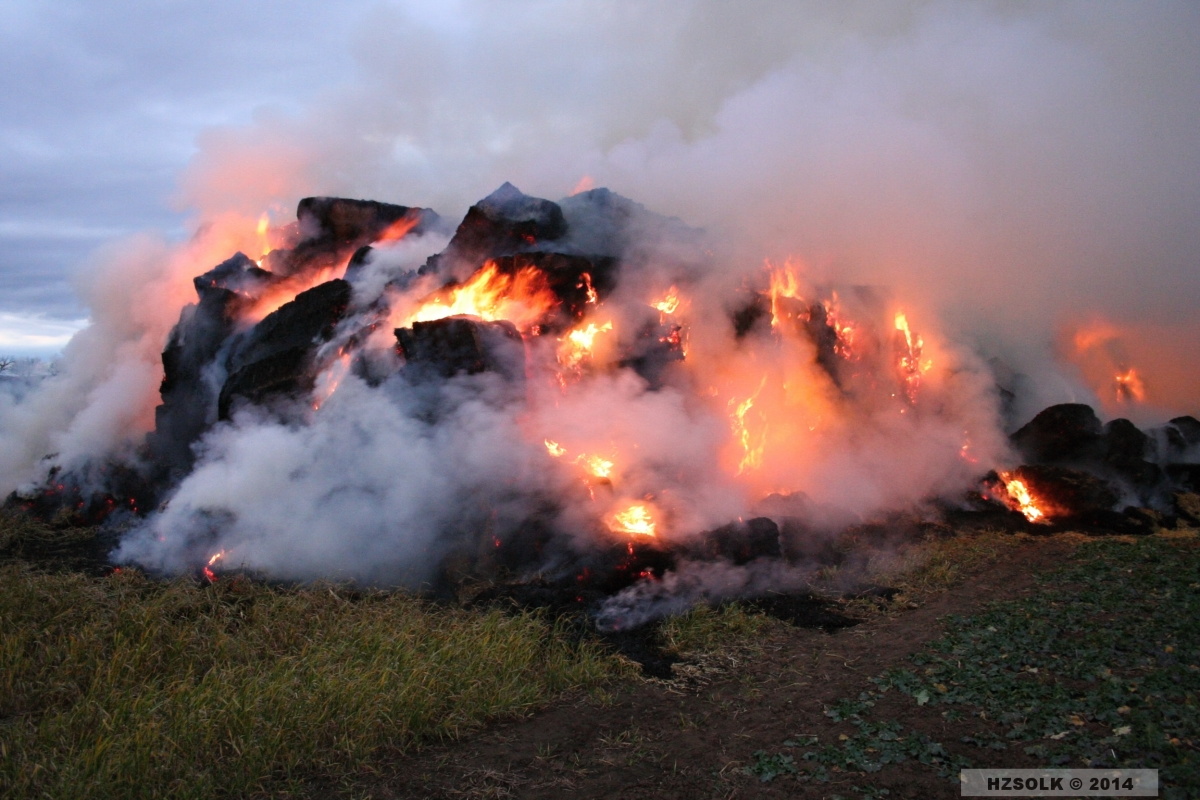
[8,183,1199,618]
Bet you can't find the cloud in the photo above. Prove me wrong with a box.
[0,311,88,356]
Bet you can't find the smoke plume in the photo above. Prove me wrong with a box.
[3,1,1198,591]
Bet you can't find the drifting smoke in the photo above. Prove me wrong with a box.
[173,0,1200,415]
[2,1,1198,591]
[107,184,1009,586]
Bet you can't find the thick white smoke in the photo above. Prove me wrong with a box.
[3,1,1198,589]
[114,371,562,586]
[171,0,1200,415]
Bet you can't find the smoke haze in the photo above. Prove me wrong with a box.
[173,1,1200,413]
[3,1,1198,588]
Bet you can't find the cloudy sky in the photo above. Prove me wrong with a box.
[1,0,1198,395]
[0,1,366,352]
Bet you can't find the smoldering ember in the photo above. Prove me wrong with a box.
[6,184,1199,629]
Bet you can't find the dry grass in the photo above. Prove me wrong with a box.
[837,527,1052,617]
[0,556,622,799]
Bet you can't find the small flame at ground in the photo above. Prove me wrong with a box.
[202,550,226,583]
[544,439,566,457]
[997,471,1046,523]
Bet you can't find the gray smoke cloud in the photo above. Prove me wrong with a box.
[3,1,1198,589]
[173,0,1200,418]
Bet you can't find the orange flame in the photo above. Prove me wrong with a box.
[730,377,768,475]
[571,175,596,195]
[894,311,929,404]
[243,266,345,324]
[1114,368,1146,403]
[254,214,271,264]
[1067,318,1152,410]
[544,439,615,482]
[608,501,657,537]
[374,213,422,244]
[997,471,1046,523]
[400,261,558,332]
[558,320,613,372]
[823,292,859,360]
[577,453,615,480]
[768,260,805,328]
[653,286,681,316]
[202,550,226,583]
[579,273,599,305]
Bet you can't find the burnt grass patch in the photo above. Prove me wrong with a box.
[744,534,1200,799]
[467,577,867,679]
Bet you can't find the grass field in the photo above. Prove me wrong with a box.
[0,512,637,799]
[4,508,1198,799]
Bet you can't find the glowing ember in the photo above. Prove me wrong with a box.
[1114,368,1146,403]
[544,439,566,457]
[244,266,345,324]
[608,501,657,537]
[401,261,558,332]
[997,471,1046,523]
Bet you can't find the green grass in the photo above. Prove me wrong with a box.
[750,533,1200,799]
[0,560,629,799]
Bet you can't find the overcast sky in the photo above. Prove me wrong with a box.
[0,1,368,351]
[2,0,1199,379]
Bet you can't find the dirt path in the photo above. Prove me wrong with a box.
[347,535,1078,799]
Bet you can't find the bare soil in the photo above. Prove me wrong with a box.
[338,535,1078,799]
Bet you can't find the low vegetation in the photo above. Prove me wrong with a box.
[746,533,1200,799]
[0,513,633,799]
[9,506,1195,799]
